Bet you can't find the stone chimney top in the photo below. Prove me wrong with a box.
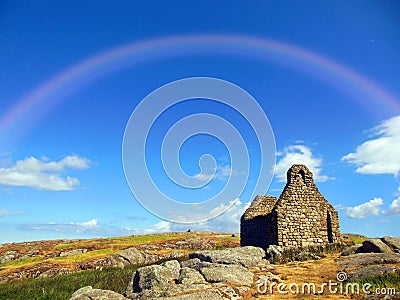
[286,164,314,186]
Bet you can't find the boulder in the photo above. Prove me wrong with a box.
[59,249,88,257]
[341,244,362,256]
[199,264,254,287]
[116,247,159,266]
[265,245,283,263]
[295,251,322,261]
[125,260,181,298]
[382,236,400,253]
[0,251,19,264]
[70,286,127,300]
[357,239,393,254]
[189,246,265,267]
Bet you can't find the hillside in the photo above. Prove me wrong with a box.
[0,231,238,284]
[1,232,400,300]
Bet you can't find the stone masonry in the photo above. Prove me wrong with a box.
[241,164,340,249]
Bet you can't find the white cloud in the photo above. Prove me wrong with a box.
[346,198,384,219]
[20,218,173,237]
[0,155,90,191]
[385,196,400,216]
[168,198,250,233]
[144,221,171,233]
[0,208,25,217]
[20,218,100,233]
[275,144,329,182]
[342,115,400,175]
[333,204,347,211]
[77,218,99,229]
[194,173,214,182]
[194,164,240,182]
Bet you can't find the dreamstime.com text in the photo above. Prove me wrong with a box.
[256,271,397,296]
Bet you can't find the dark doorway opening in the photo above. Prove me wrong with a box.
[327,212,333,243]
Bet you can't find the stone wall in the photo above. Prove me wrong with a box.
[240,196,278,249]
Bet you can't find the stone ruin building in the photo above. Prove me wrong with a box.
[241,164,340,249]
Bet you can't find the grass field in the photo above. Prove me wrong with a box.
[0,265,137,300]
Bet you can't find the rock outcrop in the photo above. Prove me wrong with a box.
[60,249,88,257]
[189,246,265,268]
[357,239,393,254]
[123,247,267,299]
[381,236,400,253]
[70,286,128,300]
[337,252,400,279]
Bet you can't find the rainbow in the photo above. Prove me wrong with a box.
[1,35,400,141]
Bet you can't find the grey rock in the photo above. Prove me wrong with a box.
[60,249,88,257]
[357,239,393,254]
[180,258,216,271]
[295,251,322,261]
[70,286,127,300]
[169,251,184,259]
[175,238,216,250]
[218,285,240,299]
[341,244,362,256]
[160,260,181,280]
[189,246,265,267]
[0,251,19,264]
[125,260,181,298]
[178,267,206,284]
[113,247,160,267]
[382,236,400,253]
[337,253,400,269]
[347,265,397,280]
[199,264,254,287]
[265,245,283,263]
[160,289,224,300]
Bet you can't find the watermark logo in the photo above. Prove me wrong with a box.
[256,271,397,296]
[336,271,347,282]
[122,77,276,223]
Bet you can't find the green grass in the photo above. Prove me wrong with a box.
[0,255,187,300]
[111,233,187,245]
[0,257,43,268]
[349,272,400,289]
[52,249,116,263]
[0,265,138,300]
[349,236,367,245]
[54,233,190,251]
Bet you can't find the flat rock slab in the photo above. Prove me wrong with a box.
[337,253,400,269]
[179,267,206,284]
[199,264,254,287]
[189,246,265,267]
[160,289,224,300]
[70,286,128,300]
[347,265,397,280]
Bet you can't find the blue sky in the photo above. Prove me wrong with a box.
[0,1,400,243]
